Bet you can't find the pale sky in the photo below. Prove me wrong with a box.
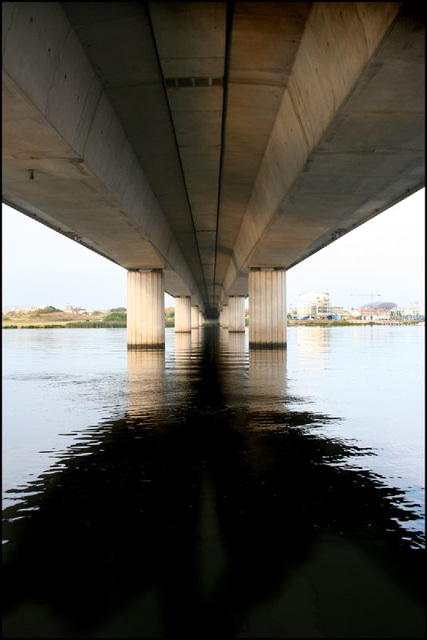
[2,188,425,311]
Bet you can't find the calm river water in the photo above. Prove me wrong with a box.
[2,325,425,637]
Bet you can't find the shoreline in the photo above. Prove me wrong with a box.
[2,321,424,330]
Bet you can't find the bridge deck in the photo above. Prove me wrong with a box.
[2,2,424,315]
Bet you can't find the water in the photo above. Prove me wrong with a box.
[2,325,425,637]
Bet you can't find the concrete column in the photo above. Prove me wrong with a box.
[249,268,286,348]
[199,311,203,327]
[127,270,165,348]
[222,305,229,329]
[191,304,199,329]
[228,296,246,332]
[175,296,191,333]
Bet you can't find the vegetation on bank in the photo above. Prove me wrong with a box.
[2,306,422,330]
[102,311,127,323]
[165,307,175,328]
[30,306,61,315]
[2,306,178,329]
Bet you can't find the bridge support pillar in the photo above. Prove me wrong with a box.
[222,304,229,329]
[228,296,246,332]
[199,311,204,327]
[249,268,287,348]
[191,304,199,329]
[127,270,165,348]
[175,296,191,333]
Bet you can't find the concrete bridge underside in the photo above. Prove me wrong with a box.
[2,2,425,344]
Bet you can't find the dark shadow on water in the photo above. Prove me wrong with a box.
[2,327,425,637]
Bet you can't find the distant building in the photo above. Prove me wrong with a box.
[359,301,397,322]
[56,303,87,314]
[297,292,331,318]
[407,301,425,317]
[392,301,425,320]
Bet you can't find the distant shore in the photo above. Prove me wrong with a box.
[2,317,423,329]
[2,309,127,330]
[287,319,424,327]
[2,307,174,329]
[3,306,424,330]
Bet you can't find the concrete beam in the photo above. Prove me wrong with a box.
[222,3,424,294]
[3,3,424,314]
[2,2,205,308]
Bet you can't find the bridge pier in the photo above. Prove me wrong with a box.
[249,268,287,348]
[222,304,229,329]
[127,270,165,348]
[228,296,246,333]
[175,296,192,333]
[191,304,200,329]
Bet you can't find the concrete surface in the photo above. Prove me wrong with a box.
[2,2,425,316]
[175,296,192,333]
[127,270,165,347]
[249,269,287,347]
[228,296,246,333]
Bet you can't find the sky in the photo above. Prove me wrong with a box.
[2,188,425,312]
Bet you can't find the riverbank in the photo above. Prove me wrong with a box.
[3,321,424,329]
[2,307,175,329]
[2,310,423,329]
[1,309,127,329]
[287,319,424,327]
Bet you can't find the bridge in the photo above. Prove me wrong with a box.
[2,2,424,347]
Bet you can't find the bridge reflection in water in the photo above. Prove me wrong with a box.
[2,326,424,638]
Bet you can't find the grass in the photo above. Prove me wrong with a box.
[103,311,127,323]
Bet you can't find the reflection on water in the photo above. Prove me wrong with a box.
[296,325,330,356]
[2,326,424,638]
[249,349,287,415]
[127,349,166,417]
[175,332,192,354]
[227,333,245,353]
[191,328,202,348]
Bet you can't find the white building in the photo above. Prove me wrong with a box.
[408,301,425,317]
[297,292,331,318]
[394,301,425,319]
[56,303,87,314]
